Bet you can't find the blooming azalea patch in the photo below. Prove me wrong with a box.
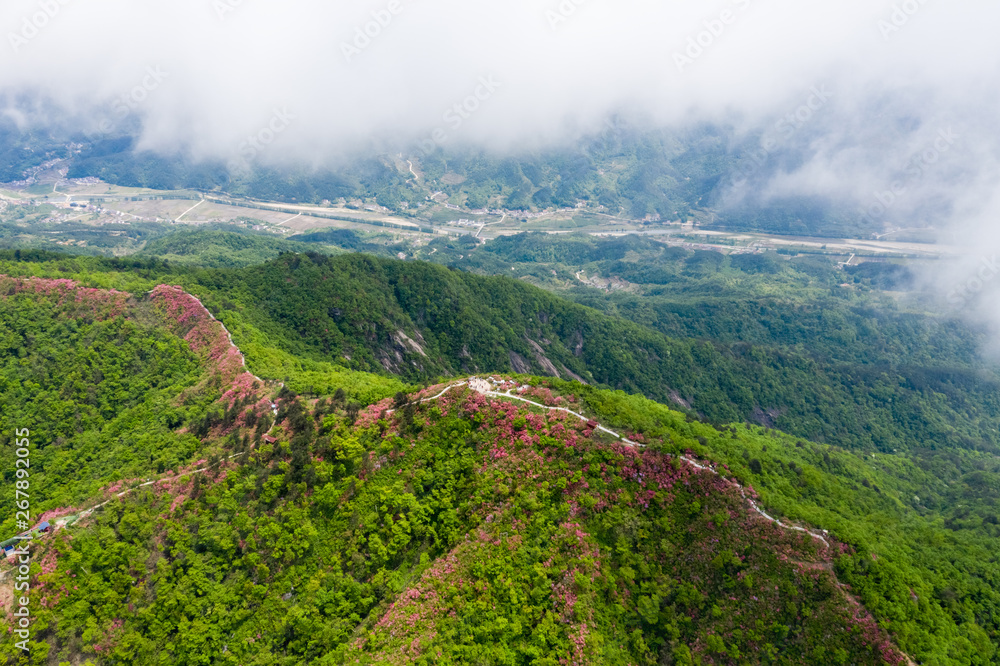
[0,275,129,320]
[12,366,908,665]
[333,381,907,665]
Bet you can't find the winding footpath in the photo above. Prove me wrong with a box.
[8,287,827,552]
[173,289,268,386]
[396,377,831,549]
[54,452,250,528]
[1,282,914,663]
[7,285,266,537]
[65,289,271,522]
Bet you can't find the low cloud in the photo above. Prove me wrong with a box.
[0,0,994,157]
[1,2,999,292]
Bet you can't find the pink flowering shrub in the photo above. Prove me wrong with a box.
[0,275,129,320]
[524,385,558,406]
[24,372,907,666]
[148,285,266,415]
[149,285,245,377]
[93,618,125,655]
[221,372,263,408]
[342,377,906,665]
[355,397,395,428]
[36,506,80,524]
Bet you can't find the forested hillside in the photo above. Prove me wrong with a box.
[3,246,998,466]
[1,251,999,664]
[5,0,998,663]
[416,232,996,442]
[136,228,345,268]
[0,272,407,534]
[2,359,996,664]
[188,252,1000,458]
[0,276,206,512]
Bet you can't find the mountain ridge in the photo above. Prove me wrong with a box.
[0,255,998,663]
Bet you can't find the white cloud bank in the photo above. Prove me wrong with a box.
[3,0,1000,334]
[0,1,998,237]
[0,0,994,157]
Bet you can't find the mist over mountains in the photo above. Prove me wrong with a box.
[2,0,1000,328]
[1,2,996,177]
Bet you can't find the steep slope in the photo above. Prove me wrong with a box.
[2,374,907,665]
[195,252,1000,455]
[0,276,206,514]
[1,280,997,664]
[0,275,406,537]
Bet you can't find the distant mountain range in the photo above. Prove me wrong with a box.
[2,116,884,239]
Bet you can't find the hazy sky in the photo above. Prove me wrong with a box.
[1,1,996,155]
[2,0,999,301]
